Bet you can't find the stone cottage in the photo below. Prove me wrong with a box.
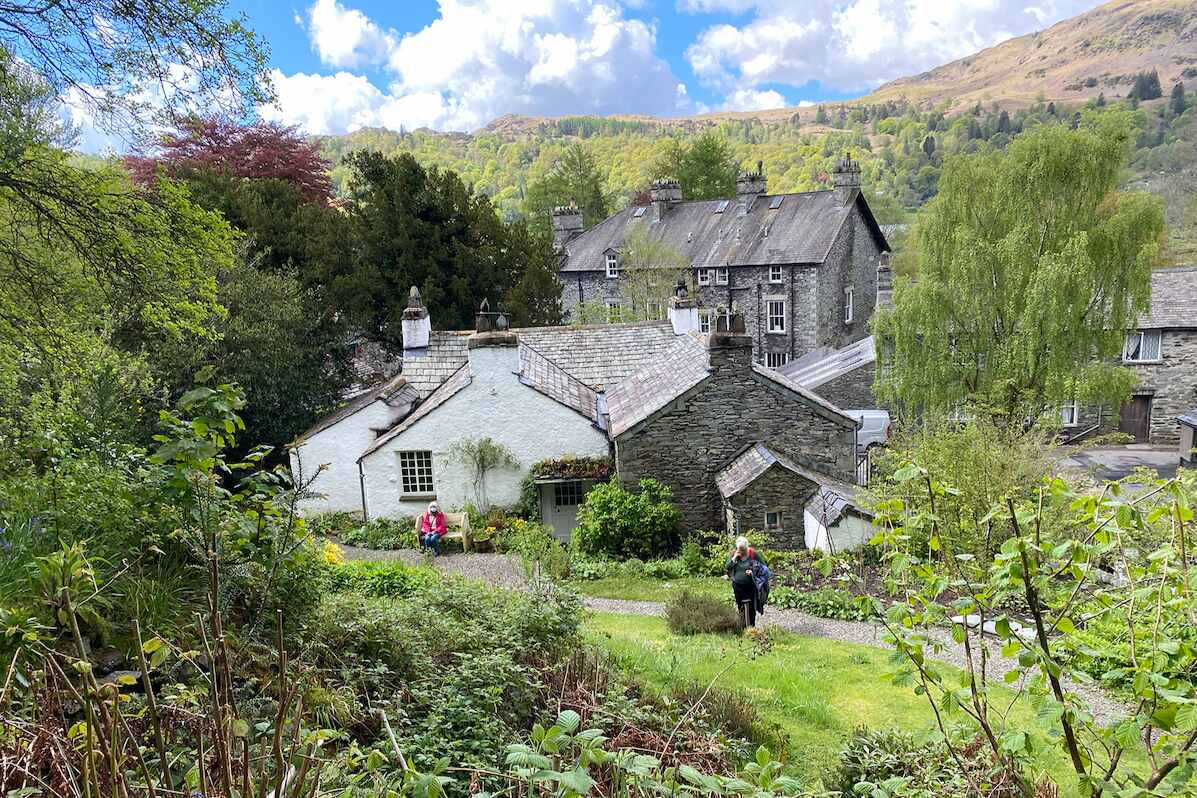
[554,156,891,370]
[290,288,868,546]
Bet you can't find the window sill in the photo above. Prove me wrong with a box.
[401,493,437,502]
[1124,359,1163,365]
[766,330,787,335]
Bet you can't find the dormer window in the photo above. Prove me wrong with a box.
[605,252,619,279]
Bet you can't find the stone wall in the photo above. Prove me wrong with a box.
[814,361,878,410]
[613,335,857,534]
[724,465,817,549]
[815,201,882,352]
[1132,328,1197,445]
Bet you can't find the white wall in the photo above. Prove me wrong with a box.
[289,399,410,516]
[360,343,610,519]
[803,510,873,553]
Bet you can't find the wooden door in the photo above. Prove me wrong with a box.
[1118,396,1152,443]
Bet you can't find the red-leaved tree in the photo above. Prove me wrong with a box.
[124,117,333,203]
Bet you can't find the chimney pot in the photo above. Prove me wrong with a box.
[832,153,862,205]
[401,285,431,350]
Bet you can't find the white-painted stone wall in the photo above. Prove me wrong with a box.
[360,343,610,519]
[289,399,411,516]
[803,509,873,554]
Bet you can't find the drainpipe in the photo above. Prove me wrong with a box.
[358,460,369,522]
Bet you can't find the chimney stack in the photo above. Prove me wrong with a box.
[650,178,682,223]
[832,154,861,206]
[707,312,753,373]
[667,278,700,336]
[736,161,767,212]
[551,204,584,250]
[401,286,431,351]
[876,252,893,310]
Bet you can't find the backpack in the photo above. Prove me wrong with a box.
[747,547,771,605]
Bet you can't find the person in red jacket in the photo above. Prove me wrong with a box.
[419,501,448,556]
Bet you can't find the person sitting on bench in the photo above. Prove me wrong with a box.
[419,502,447,556]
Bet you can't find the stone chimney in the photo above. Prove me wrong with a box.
[736,161,767,202]
[650,178,682,223]
[832,154,861,206]
[667,278,700,336]
[876,251,893,310]
[401,286,431,351]
[551,204,584,250]
[707,313,753,374]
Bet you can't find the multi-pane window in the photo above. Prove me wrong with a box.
[1060,401,1079,427]
[843,287,854,324]
[715,266,729,285]
[554,480,585,506]
[764,511,782,530]
[646,301,663,321]
[698,309,712,333]
[765,352,789,368]
[398,450,434,495]
[1123,330,1162,362]
[606,301,625,323]
[766,299,786,333]
[768,265,783,283]
[697,268,711,286]
[605,252,619,279]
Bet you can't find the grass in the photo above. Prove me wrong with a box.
[567,573,725,601]
[583,612,1110,794]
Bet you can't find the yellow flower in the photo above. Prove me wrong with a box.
[320,539,344,566]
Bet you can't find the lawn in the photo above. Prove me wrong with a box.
[567,573,726,601]
[583,612,1098,793]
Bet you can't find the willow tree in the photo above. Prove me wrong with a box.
[873,116,1163,427]
[619,224,688,321]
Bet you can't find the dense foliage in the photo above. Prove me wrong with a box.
[574,478,682,560]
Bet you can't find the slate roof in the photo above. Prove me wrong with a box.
[288,373,415,447]
[401,331,471,397]
[517,321,678,390]
[781,336,876,389]
[1179,409,1197,428]
[359,364,471,460]
[1139,266,1197,329]
[807,485,873,526]
[518,342,599,421]
[604,334,855,438]
[716,443,857,499]
[560,190,888,273]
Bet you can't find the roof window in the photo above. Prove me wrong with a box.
[714,200,729,214]
[632,206,647,218]
[769,195,784,210]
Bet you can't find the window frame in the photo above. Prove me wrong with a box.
[698,309,712,333]
[715,266,729,285]
[768,264,783,283]
[605,252,619,279]
[398,450,435,497]
[765,352,790,368]
[1060,401,1079,428]
[843,286,854,324]
[553,480,585,507]
[606,300,625,323]
[645,300,663,321]
[764,510,782,530]
[1123,330,1162,363]
[766,298,786,334]
[697,268,711,286]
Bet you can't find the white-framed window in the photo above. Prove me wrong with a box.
[398,450,435,495]
[764,510,782,530]
[1060,401,1079,427]
[645,301,663,321]
[844,287,854,324]
[765,352,790,368]
[698,309,712,333]
[768,265,783,283]
[697,268,711,286]
[715,266,729,285]
[554,480,585,506]
[1123,330,1162,362]
[766,299,786,334]
[605,252,619,279]
[606,301,625,323]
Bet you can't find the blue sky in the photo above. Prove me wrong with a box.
[169,1,1108,138]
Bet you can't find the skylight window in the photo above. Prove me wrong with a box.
[632,206,647,218]
[714,200,729,214]
[769,195,784,210]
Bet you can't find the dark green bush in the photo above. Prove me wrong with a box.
[574,478,680,560]
[328,560,438,598]
[770,587,873,621]
[665,589,740,635]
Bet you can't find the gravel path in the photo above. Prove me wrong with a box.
[339,546,1124,725]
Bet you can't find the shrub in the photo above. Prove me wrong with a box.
[666,589,740,635]
[644,558,687,580]
[307,511,360,539]
[680,537,706,576]
[671,681,789,760]
[496,517,570,580]
[568,555,617,580]
[574,478,680,559]
[832,727,963,797]
[338,516,415,549]
[770,586,872,621]
[328,560,438,598]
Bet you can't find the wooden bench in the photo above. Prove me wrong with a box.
[440,511,473,552]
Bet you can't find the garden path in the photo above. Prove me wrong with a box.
[338,546,1125,725]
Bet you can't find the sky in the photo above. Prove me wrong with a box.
[80,0,1107,148]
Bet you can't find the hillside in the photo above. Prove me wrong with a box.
[868,0,1197,109]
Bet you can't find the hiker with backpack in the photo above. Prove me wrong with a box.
[725,536,769,627]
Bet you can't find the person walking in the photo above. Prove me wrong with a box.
[419,501,447,556]
[726,536,766,627]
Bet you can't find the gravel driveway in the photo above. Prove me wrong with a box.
[340,546,1125,725]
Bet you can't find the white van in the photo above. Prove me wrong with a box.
[846,409,891,452]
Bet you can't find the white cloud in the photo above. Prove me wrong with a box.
[685,0,1101,95]
[264,0,689,135]
[720,87,786,111]
[305,0,398,68]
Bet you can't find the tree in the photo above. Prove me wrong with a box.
[523,144,609,235]
[124,118,333,203]
[1095,92,1106,107]
[1130,69,1163,101]
[1171,81,1187,115]
[0,0,269,142]
[446,436,519,510]
[874,118,1163,428]
[815,106,829,125]
[504,220,565,327]
[921,135,936,159]
[617,224,689,320]
[654,132,738,200]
